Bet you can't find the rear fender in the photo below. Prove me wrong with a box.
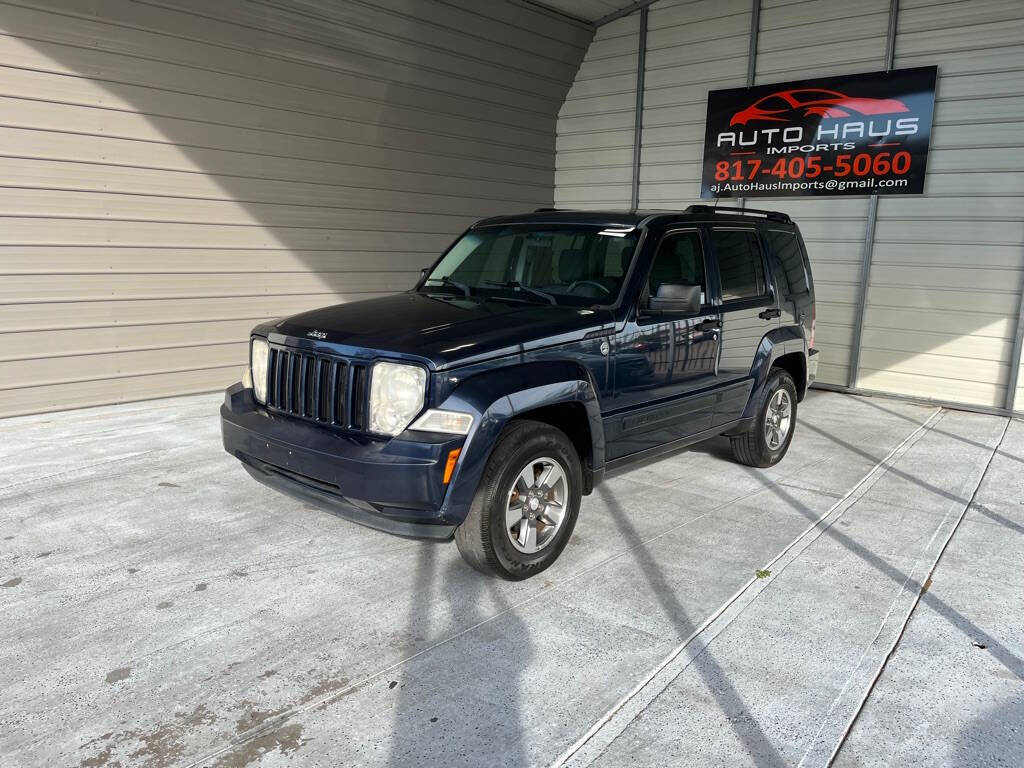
[436,361,604,523]
[742,327,807,419]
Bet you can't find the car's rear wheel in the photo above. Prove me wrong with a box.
[455,419,582,580]
[730,367,798,468]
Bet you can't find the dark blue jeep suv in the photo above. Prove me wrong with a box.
[221,206,817,579]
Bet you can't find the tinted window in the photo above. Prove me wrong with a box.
[422,226,640,307]
[767,230,809,296]
[712,230,767,302]
[648,231,705,303]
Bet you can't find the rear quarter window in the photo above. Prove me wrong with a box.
[766,230,809,296]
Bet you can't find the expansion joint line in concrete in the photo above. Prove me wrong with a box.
[824,415,1011,766]
[549,408,944,768]
[182,430,833,767]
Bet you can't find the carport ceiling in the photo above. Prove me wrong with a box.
[530,0,651,25]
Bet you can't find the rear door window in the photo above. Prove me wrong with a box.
[711,229,768,303]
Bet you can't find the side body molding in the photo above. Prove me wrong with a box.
[437,361,605,523]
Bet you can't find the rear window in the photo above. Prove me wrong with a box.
[711,229,767,302]
[766,230,809,296]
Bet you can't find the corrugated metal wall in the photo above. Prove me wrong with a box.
[555,13,639,208]
[859,0,1024,409]
[640,0,754,209]
[0,0,591,417]
[554,0,1024,413]
[751,0,890,390]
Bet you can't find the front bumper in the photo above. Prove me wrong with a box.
[220,383,463,539]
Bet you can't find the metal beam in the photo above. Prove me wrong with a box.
[847,194,879,388]
[737,0,761,211]
[595,0,657,27]
[630,6,648,210]
[521,1,595,28]
[847,0,899,389]
[1005,266,1024,411]
[746,0,760,87]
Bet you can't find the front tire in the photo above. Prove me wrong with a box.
[730,368,798,468]
[455,419,582,580]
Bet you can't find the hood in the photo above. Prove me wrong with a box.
[262,292,614,369]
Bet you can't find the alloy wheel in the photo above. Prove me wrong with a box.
[505,457,569,554]
[764,388,793,450]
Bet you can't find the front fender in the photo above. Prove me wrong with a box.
[436,361,604,524]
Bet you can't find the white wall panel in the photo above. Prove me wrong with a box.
[555,13,639,209]
[637,0,752,210]
[0,0,591,416]
[859,0,1024,409]
[746,0,891,388]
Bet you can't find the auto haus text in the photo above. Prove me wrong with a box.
[716,118,920,154]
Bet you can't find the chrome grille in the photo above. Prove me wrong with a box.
[265,346,368,430]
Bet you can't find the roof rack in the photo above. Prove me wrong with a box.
[684,204,792,224]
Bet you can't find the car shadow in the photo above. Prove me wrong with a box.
[386,545,533,768]
[597,485,787,767]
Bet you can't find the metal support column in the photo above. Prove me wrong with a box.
[745,0,760,88]
[737,0,761,211]
[1006,266,1024,411]
[847,0,900,388]
[629,6,648,211]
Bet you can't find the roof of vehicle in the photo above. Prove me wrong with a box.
[473,205,794,229]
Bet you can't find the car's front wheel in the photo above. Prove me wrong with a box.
[455,419,582,580]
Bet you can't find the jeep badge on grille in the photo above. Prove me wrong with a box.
[307,329,327,339]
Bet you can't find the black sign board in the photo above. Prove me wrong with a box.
[701,66,937,198]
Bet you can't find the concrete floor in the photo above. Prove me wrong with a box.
[1,389,1021,768]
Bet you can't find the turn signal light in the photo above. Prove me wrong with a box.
[443,448,461,485]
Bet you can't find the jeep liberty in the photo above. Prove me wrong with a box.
[221,206,818,579]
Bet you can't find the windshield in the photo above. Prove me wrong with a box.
[419,225,641,307]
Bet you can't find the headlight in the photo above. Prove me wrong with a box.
[409,409,473,435]
[250,337,269,404]
[369,361,426,436]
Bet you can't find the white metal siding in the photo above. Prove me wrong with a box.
[639,0,753,210]
[858,0,1024,408]
[553,0,1024,412]
[0,0,591,416]
[555,13,639,209]
[751,0,891,388]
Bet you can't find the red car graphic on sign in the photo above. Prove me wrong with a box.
[730,89,910,125]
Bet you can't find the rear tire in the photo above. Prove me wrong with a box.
[455,419,582,580]
[730,367,798,468]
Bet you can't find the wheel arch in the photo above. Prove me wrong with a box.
[436,361,605,523]
[771,351,807,400]
[746,326,809,416]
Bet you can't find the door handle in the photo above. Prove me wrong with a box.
[696,320,720,332]
[758,308,782,320]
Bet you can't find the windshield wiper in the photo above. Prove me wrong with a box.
[422,275,472,296]
[483,280,556,305]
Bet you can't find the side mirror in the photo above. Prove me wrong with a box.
[646,282,701,314]
[420,267,430,278]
